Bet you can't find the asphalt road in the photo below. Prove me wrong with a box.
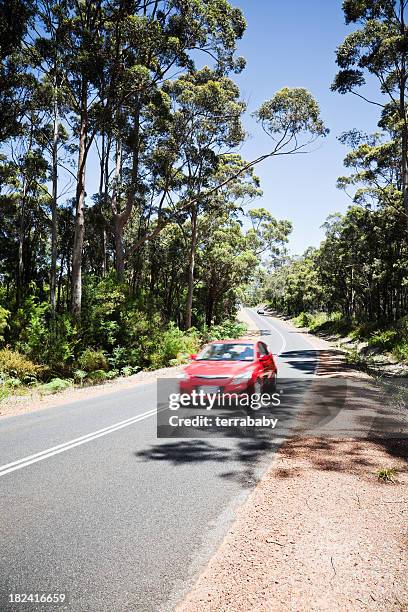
[0,310,318,612]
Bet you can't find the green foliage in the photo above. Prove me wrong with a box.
[77,349,108,373]
[0,348,44,380]
[369,329,398,351]
[366,318,408,362]
[120,365,138,377]
[0,306,10,342]
[254,88,328,139]
[393,342,408,362]
[294,311,356,336]
[73,369,87,385]
[376,467,397,483]
[148,324,200,370]
[292,312,314,328]
[344,347,368,367]
[38,378,72,395]
[86,370,108,383]
[12,298,77,374]
[201,320,247,342]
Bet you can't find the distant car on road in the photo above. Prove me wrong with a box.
[178,339,277,397]
[256,307,265,315]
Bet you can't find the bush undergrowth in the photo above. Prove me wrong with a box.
[0,288,248,398]
[292,311,408,363]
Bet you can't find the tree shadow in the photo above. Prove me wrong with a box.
[279,349,319,375]
[135,436,284,488]
[276,436,408,481]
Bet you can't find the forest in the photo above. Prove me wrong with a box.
[0,0,327,388]
[2,0,407,393]
[266,0,408,362]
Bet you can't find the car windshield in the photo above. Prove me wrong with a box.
[197,343,254,361]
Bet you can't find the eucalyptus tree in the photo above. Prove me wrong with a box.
[0,118,51,306]
[29,0,72,315]
[164,67,246,327]
[0,0,34,143]
[332,0,408,221]
[128,86,328,255]
[246,207,292,265]
[102,0,246,281]
[196,215,258,325]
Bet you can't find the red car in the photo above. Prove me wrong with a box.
[178,339,277,397]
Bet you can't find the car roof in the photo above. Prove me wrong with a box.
[207,339,258,345]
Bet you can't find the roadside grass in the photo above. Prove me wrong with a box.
[376,467,398,483]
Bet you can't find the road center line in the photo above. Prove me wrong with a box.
[249,309,287,355]
[0,407,161,478]
[264,319,287,356]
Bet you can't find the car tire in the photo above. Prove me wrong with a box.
[249,378,263,397]
[268,373,277,392]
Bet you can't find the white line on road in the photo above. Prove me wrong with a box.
[265,320,287,356]
[0,407,161,478]
[249,309,287,355]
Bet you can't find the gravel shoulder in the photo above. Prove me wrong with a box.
[177,318,408,612]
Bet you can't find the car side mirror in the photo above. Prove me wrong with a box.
[189,354,197,360]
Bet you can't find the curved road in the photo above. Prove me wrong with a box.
[0,310,319,612]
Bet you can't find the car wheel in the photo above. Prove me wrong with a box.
[250,378,263,397]
[268,373,277,391]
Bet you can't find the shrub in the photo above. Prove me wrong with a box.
[148,324,200,369]
[369,329,398,351]
[0,348,44,380]
[107,346,141,370]
[39,378,72,394]
[393,341,408,362]
[77,349,108,372]
[376,467,397,483]
[345,347,367,367]
[202,320,247,342]
[86,369,108,383]
[0,306,10,342]
[120,365,138,377]
[105,369,120,380]
[73,369,87,385]
[307,312,329,331]
[12,298,77,375]
[292,312,313,328]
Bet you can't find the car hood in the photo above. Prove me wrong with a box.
[184,360,254,378]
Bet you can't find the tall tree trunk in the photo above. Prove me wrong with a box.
[185,206,198,329]
[50,87,59,316]
[111,107,140,279]
[71,81,88,319]
[99,130,108,277]
[16,177,28,307]
[113,217,125,277]
[399,1,408,224]
[111,138,125,278]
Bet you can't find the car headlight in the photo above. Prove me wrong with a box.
[231,370,253,384]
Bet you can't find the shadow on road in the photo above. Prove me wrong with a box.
[135,438,282,488]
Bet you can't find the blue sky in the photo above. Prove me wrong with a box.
[232,0,380,255]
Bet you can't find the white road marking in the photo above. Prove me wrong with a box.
[0,407,161,477]
[264,320,287,356]
[249,309,287,355]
